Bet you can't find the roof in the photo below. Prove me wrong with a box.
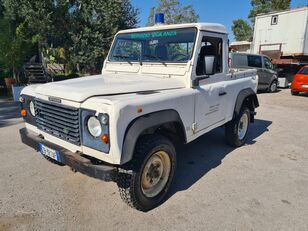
[230,41,252,46]
[230,52,268,58]
[256,6,308,18]
[117,23,228,35]
[272,59,300,65]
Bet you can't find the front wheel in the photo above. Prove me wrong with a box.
[117,135,176,211]
[291,90,299,96]
[225,107,251,147]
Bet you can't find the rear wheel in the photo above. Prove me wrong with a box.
[225,106,251,147]
[117,135,176,212]
[268,81,277,93]
[291,90,299,96]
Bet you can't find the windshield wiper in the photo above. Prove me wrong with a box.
[112,54,131,59]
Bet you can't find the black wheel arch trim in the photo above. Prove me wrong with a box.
[121,110,186,165]
[234,88,259,118]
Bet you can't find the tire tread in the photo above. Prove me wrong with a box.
[117,135,175,211]
[225,106,250,147]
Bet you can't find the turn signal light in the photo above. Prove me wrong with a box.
[101,134,109,144]
[21,109,27,117]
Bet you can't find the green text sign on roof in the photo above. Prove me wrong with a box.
[130,31,177,39]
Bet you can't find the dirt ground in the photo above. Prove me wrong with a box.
[0,89,307,231]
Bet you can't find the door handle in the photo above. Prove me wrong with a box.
[219,91,227,96]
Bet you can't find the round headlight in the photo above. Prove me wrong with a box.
[29,101,36,116]
[87,116,102,137]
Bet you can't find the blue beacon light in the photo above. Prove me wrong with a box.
[155,13,165,24]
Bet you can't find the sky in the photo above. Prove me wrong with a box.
[131,0,308,41]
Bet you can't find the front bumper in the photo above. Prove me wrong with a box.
[291,82,308,92]
[19,128,118,182]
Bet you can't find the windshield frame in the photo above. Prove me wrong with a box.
[108,27,198,64]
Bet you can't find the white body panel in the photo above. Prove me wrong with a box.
[35,74,186,102]
[252,7,308,56]
[21,23,258,165]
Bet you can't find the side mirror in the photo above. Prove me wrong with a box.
[204,56,215,75]
[192,55,216,87]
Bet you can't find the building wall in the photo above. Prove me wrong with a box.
[230,44,251,53]
[252,7,308,56]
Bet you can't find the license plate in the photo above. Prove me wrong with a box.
[301,84,308,88]
[39,144,60,162]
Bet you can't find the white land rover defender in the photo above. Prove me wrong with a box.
[20,23,259,211]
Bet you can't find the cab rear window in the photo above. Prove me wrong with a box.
[299,67,308,74]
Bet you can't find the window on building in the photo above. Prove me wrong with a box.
[271,15,278,25]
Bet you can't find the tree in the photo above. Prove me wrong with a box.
[0,0,4,18]
[146,7,155,26]
[0,0,34,81]
[68,0,139,73]
[0,18,32,80]
[3,0,72,44]
[0,0,139,74]
[146,0,199,26]
[271,0,291,11]
[232,19,253,42]
[249,0,291,23]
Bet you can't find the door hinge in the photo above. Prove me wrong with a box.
[192,123,197,133]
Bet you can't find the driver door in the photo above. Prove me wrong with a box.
[193,33,228,133]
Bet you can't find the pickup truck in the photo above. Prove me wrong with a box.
[19,23,259,211]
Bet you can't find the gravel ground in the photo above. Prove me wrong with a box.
[0,89,307,231]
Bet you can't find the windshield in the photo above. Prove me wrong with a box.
[299,67,308,75]
[109,28,197,63]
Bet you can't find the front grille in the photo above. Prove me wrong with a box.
[35,99,81,145]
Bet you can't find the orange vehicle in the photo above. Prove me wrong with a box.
[291,66,308,95]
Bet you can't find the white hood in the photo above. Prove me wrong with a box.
[34,74,186,102]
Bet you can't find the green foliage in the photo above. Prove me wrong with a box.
[271,0,291,11]
[0,18,33,80]
[249,0,272,22]
[249,0,291,23]
[42,47,66,64]
[68,0,139,73]
[146,0,199,26]
[2,0,72,53]
[0,0,4,18]
[147,7,155,26]
[0,0,139,75]
[232,19,253,42]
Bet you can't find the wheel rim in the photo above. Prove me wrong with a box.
[141,151,171,198]
[271,82,277,92]
[238,113,249,140]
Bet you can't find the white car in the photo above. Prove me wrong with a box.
[19,23,259,211]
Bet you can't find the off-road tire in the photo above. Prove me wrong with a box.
[291,90,299,96]
[117,135,176,212]
[268,80,278,93]
[225,106,251,147]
